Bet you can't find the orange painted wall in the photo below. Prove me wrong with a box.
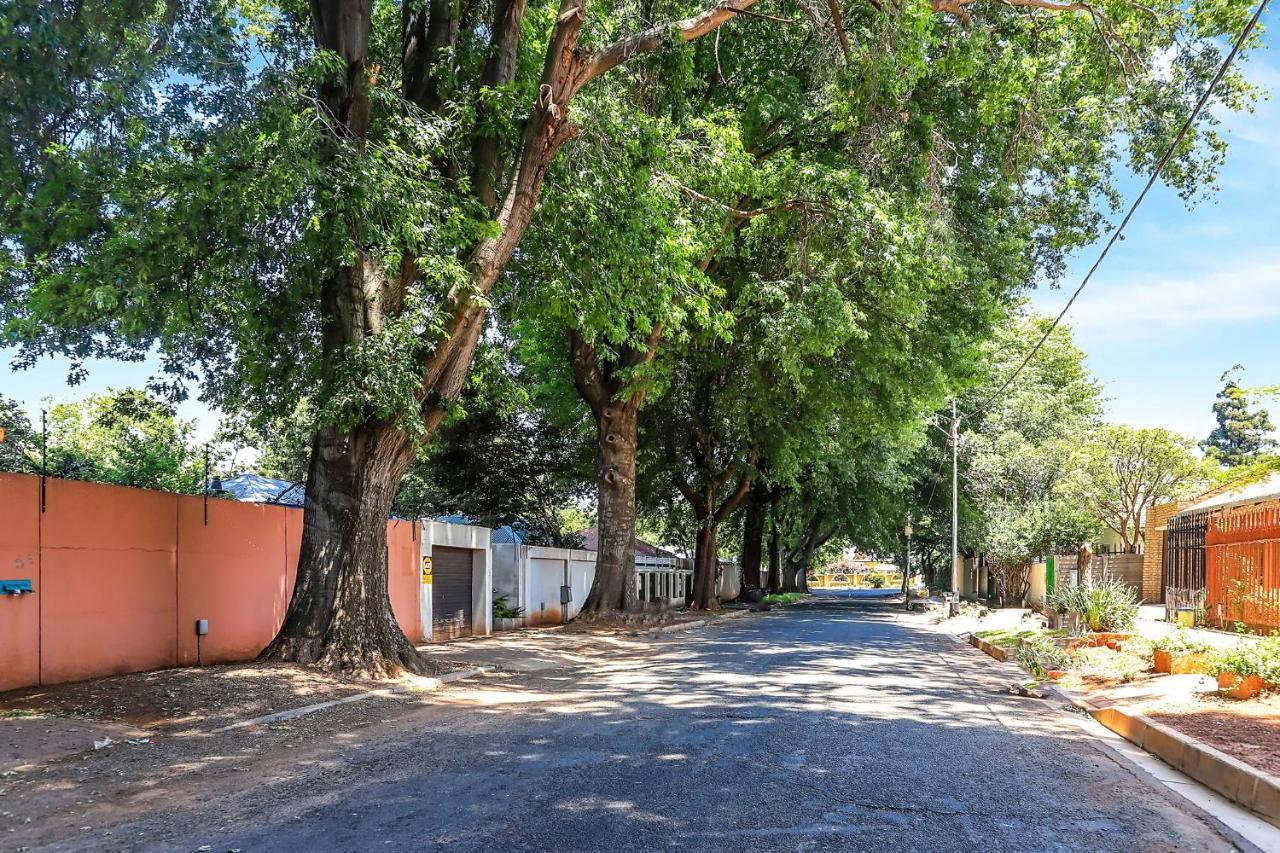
[39,478,179,685]
[0,475,41,692]
[0,472,424,691]
[387,520,422,643]
[176,496,291,665]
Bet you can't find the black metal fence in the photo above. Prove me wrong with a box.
[1163,510,1208,614]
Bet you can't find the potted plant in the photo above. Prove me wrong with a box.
[492,594,525,631]
[1209,646,1263,700]
[1151,630,1214,675]
[1049,578,1139,649]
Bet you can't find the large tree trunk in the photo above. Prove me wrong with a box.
[580,400,640,613]
[766,512,782,592]
[690,520,720,610]
[781,554,803,593]
[571,329,658,615]
[260,0,428,676]
[739,486,767,590]
[261,419,421,675]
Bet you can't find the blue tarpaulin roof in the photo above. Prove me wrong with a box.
[218,473,305,506]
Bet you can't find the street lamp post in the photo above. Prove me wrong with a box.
[902,517,913,602]
[950,399,960,615]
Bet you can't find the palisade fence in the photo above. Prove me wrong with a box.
[1163,510,1208,620]
[1204,503,1280,632]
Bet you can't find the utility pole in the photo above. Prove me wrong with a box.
[902,515,912,602]
[950,399,960,607]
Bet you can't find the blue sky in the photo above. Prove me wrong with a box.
[1028,39,1280,440]
[5,34,1280,445]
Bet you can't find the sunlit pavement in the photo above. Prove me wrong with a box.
[98,597,1240,852]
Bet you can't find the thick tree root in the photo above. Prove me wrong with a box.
[258,631,431,680]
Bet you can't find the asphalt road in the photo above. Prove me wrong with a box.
[73,594,1243,852]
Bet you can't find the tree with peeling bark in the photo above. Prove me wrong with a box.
[2,0,786,673]
[2,0,1261,666]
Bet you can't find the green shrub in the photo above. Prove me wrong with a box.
[492,594,524,620]
[1208,645,1260,678]
[1210,634,1280,682]
[1018,636,1071,679]
[865,571,887,588]
[1151,629,1212,655]
[1049,578,1139,633]
[761,592,805,606]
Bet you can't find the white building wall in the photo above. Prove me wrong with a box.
[491,545,598,628]
[419,520,493,641]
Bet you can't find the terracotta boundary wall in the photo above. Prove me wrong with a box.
[0,472,421,692]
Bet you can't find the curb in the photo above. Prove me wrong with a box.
[634,608,753,638]
[211,665,494,733]
[967,633,1009,662]
[1044,681,1280,828]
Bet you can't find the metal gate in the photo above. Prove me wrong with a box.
[432,546,474,639]
[1163,510,1208,619]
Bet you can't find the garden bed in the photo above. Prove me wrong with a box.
[1082,673,1280,778]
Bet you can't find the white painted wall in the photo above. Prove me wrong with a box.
[419,520,493,641]
[492,544,597,628]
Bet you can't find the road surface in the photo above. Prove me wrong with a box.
[44,594,1244,851]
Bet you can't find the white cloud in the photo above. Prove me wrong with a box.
[1051,252,1280,338]
[1220,56,1280,146]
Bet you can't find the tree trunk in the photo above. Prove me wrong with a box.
[900,547,909,598]
[1078,542,1094,583]
[572,328,659,615]
[690,521,720,610]
[781,558,798,593]
[766,513,782,592]
[260,419,421,675]
[263,0,764,669]
[580,401,640,613]
[739,486,767,590]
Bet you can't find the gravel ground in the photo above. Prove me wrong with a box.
[3,594,1248,852]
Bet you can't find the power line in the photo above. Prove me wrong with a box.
[968,0,1270,418]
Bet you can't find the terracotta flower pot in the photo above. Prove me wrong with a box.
[1153,649,1172,674]
[1170,652,1211,676]
[1066,633,1132,653]
[1217,671,1263,700]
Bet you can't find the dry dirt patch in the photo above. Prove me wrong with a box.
[1142,692,1280,777]
[0,661,469,733]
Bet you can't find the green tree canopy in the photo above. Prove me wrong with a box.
[959,314,1103,601]
[1203,365,1277,467]
[1071,424,1210,552]
[44,388,203,493]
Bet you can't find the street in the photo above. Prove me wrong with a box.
[39,595,1242,852]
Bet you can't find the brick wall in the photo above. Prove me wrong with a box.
[1142,500,1181,602]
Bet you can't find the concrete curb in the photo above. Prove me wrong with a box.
[1044,681,1280,828]
[967,634,1009,662]
[634,608,753,638]
[211,665,494,733]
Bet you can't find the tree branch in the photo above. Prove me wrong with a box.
[824,0,852,62]
[583,0,762,86]
[666,178,830,220]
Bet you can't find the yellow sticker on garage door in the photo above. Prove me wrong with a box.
[421,555,433,583]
